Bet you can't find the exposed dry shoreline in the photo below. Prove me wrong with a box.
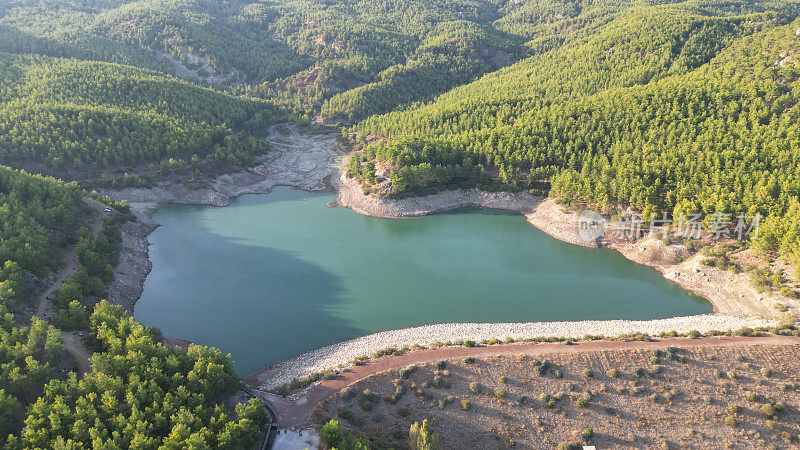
[104,125,343,311]
[337,172,792,319]
[103,125,787,388]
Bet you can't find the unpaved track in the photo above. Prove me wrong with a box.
[61,331,92,375]
[34,197,110,319]
[254,335,800,427]
[34,197,108,376]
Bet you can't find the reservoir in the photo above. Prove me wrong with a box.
[135,187,711,375]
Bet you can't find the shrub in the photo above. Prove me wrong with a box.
[583,369,594,379]
[608,369,620,378]
[576,395,589,408]
[581,427,593,442]
[493,387,507,399]
[397,406,409,417]
[724,415,737,427]
[338,407,362,426]
[461,399,470,411]
[499,376,508,384]
[633,367,645,377]
[760,403,776,417]
[532,359,551,376]
[760,367,773,378]
[372,347,398,358]
[436,360,447,370]
[464,340,476,347]
[539,393,551,403]
[781,431,793,443]
[398,365,417,379]
[352,355,369,366]
[553,369,563,379]
[360,400,372,411]
[408,420,441,450]
[766,420,776,430]
[464,356,475,364]
[339,387,355,401]
[320,419,346,447]
[469,382,481,394]
[727,404,740,414]
[746,391,758,402]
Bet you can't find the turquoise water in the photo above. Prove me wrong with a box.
[134,187,711,375]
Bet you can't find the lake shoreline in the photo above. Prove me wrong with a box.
[336,171,787,319]
[245,315,774,390]
[104,125,343,312]
[104,125,783,388]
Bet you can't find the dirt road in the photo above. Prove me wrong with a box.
[34,197,110,319]
[255,335,800,427]
[33,197,111,376]
[61,331,92,375]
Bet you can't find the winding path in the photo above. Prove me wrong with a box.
[252,335,800,428]
[35,197,110,319]
[34,197,111,376]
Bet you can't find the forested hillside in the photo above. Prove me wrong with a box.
[2,0,800,445]
[348,0,800,271]
[7,301,268,448]
[0,52,284,176]
[0,167,266,447]
[0,0,576,122]
[0,167,86,444]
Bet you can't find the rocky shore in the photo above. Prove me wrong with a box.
[104,125,344,312]
[336,174,595,248]
[102,125,792,388]
[248,314,774,390]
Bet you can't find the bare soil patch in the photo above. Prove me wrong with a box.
[316,338,800,449]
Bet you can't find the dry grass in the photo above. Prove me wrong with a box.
[315,344,800,449]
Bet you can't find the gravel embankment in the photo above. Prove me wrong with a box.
[250,314,774,389]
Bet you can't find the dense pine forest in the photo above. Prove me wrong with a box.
[1,0,800,446]
[348,0,800,274]
[0,166,268,446]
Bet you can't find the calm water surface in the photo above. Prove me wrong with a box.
[135,187,710,375]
